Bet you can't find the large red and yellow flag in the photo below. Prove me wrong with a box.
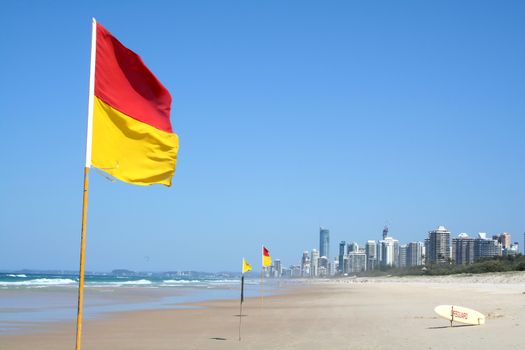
[89,22,178,186]
[262,246,272,267]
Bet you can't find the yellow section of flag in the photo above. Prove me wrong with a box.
[91,97,179,186]
[242,258,252,274]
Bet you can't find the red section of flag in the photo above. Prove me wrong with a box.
[263,246,270,257]
[95,23,173,133]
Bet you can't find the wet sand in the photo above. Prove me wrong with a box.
[2,272,524,349]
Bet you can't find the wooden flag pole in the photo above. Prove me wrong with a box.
[75,167,90,350]
[76,18,97,350]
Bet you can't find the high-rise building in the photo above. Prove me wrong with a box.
[379,237,398,267]
[493,232,511,249]
[348,252,367,273]
[398,245,407,268]
[330,259,338,276]
[291,265,302,278]
[376,241,383,265]
[318,256,328,277]
[274,259,282,278]
[427,225,451,264]
[504,243,520,256]
[338,241,346,274]
[474,234,502,260]
[319,227,330,259]
[365,240,377,271]
[311,249,320,277]
[452,233,475,265]
[281,267,291,278]
[502,233,511,249]
[406,241,423,267]
[301,251,311,277]
[382,226,389,240]
[424,238,429,265]
[347,242,359,254]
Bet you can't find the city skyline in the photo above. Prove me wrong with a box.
[1,222,521,274]
[1,1,524,272]
[267,224,522,278]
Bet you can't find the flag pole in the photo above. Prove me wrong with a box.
[75,17,97,350]
[238,274,244,341]
[261,245,264,306]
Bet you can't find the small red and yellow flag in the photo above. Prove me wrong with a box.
[262,246,272,267]
[89,22,178,186]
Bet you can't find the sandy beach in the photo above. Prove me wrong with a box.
[2,272,525,350]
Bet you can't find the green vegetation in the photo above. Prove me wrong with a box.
[355,254,525,277]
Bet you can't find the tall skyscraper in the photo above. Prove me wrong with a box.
[427,225,451,264]
[319,227,330,259]
[382,225,389,240]
[338,241,346,274]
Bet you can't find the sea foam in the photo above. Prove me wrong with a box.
[0,278,77,286]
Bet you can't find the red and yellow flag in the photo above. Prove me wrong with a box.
[262,246,272,267]
[90,22,178,186]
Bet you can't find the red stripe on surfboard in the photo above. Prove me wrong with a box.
[95,23,173,133]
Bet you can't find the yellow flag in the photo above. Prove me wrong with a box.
[242,258,252,274]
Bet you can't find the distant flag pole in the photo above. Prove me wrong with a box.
[261,245,264,305]
[261,246,272,305]
[75,18,178,350]
[239,258,252,341]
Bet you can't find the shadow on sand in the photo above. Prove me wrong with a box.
[428,324,476,329]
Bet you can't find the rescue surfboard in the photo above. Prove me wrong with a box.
[434,305,485,326]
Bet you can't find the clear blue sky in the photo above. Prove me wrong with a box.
[1,0,524,272]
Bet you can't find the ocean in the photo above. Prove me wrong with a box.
[0,272,267,335]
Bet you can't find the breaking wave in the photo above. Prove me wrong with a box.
[0,278,77,286]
